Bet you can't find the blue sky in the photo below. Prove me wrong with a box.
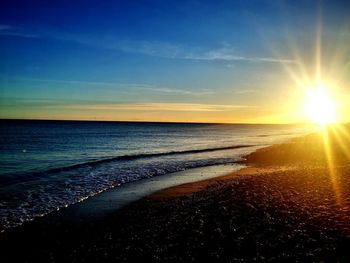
[1,0,349,122]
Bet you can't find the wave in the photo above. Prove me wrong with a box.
[1,156,249,230]
[0,144,255,186]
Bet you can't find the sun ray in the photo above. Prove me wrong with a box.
[321,127,343,207]
[263,41,304,88]
[330,125,350,161]
[330,126,350,160]
[284,32,314,87]
[315,6,323,87]
[328,23,350,83]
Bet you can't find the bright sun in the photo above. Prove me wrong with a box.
[305,86,336,126]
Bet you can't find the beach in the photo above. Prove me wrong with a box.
[1,124,350,262]
[2,0,350,262]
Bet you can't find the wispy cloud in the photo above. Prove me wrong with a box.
[3,75,213,96]
[0,24,38,38]
[0,24,296,64]
[2,98,253,112]
[109,40,296,63]
[138,87,213,95]
[182,44,296,63]
[234,89,257,94]
[60,102,254,112]
[0,24,14,31]
[226,64,236,68]
[10,76,154,88]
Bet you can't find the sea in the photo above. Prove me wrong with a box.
[0,120,314,230]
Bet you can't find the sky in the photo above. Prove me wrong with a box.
[0,0,349,123]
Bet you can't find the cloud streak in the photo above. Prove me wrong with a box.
[0,24,296,64]
[3,75,213,96]
[60,102,254,112]
[0,24,14,31]
[2,98,254,112]
[110,40,296,63]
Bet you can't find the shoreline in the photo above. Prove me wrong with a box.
[50,163,246,223]
[1,143,266,230]
[146,167,286,200]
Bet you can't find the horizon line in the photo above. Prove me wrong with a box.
[0,118,322,126]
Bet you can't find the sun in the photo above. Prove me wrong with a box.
[305,86,336,126]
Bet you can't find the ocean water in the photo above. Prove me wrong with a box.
[0,120,313,229]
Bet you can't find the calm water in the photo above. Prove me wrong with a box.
[0,120,313,229]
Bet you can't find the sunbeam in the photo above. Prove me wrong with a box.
[321,127,344,208]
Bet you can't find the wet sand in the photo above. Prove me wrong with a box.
[52,164,245,222]
[1,125,350,262]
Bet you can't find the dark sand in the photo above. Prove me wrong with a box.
[1,125,350,262]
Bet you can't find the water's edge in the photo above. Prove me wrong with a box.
[54,163,247,223]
